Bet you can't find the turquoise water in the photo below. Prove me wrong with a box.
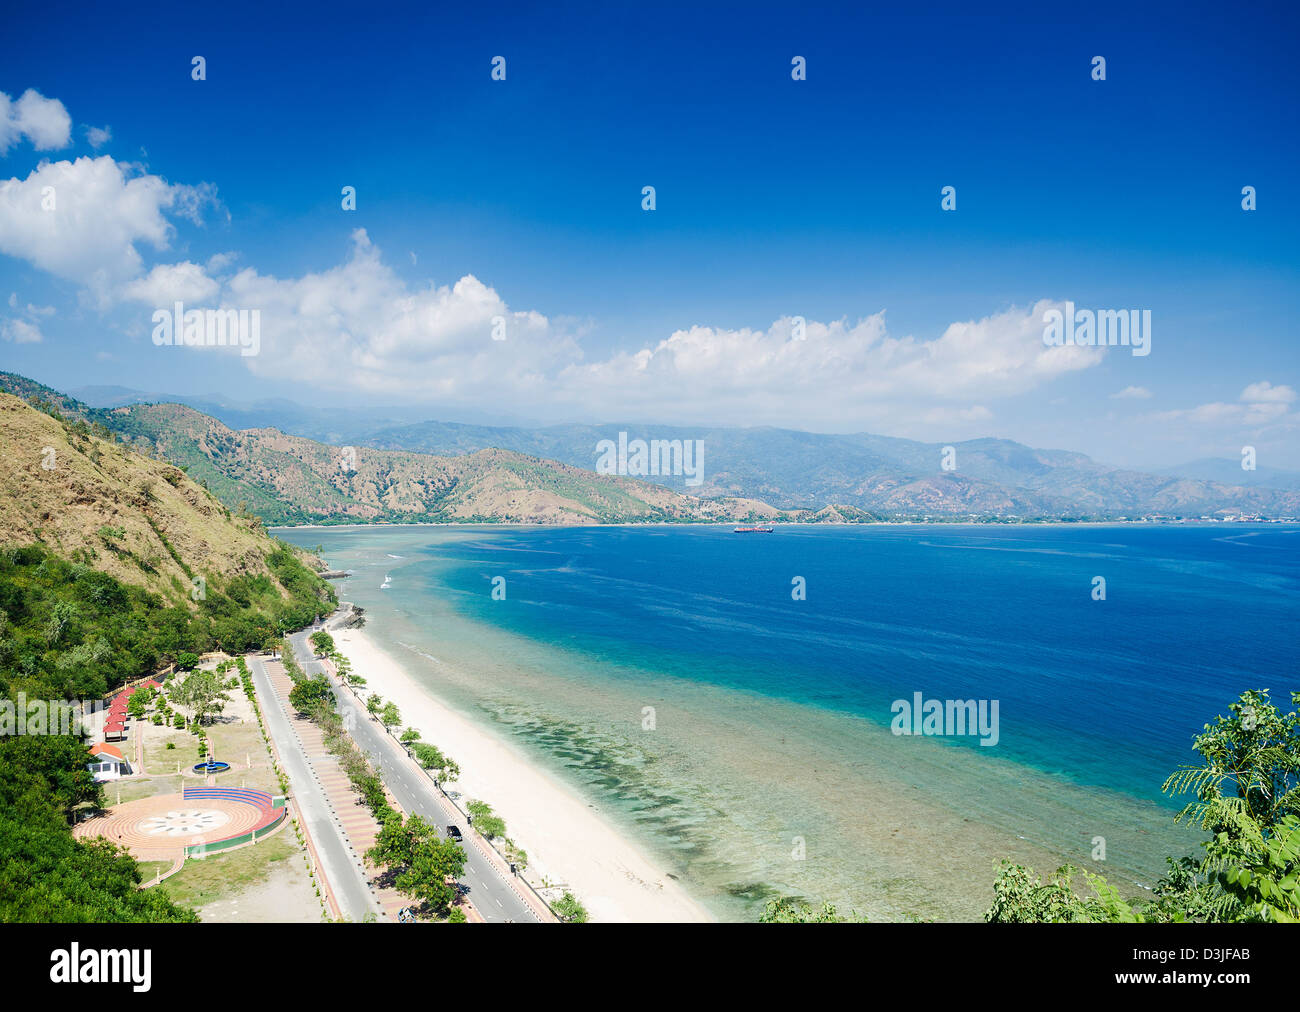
[277,523,1300,920]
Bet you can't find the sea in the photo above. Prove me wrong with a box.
[274,523,1300,921]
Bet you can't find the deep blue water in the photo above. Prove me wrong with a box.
[351,523,1299,806]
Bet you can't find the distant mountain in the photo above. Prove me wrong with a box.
[8,373,1297,522]
[1,374,785,526]
[362,420,1300,519]
[1156,458,1300,492]
[69,384,421,445]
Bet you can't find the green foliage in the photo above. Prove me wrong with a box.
[175,652,199,671]
[0,544,336,705]
[984,689,1299,925]
[411,742,459,782]
[169,669,231,726]
[466,799,506,840]
[759,897,861,923]
[309,630,335,656]
[552,891,588,923]
[984,863,1144,923]
[0,732,196,922]
[288,676,334,715]
[366,813,467,918]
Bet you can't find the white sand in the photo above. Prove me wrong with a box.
[330,626,713,923]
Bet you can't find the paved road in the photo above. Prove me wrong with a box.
[247,654,382,923]
[288,628,544,923]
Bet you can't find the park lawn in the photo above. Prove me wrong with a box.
[206,717,269,771]
[110,774,181,804]
[135,859,173,884]
[144,726,201,773]
[151,832,300,909]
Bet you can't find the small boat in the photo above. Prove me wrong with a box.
[733,526,775,533]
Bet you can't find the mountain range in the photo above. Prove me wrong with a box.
[5,374,1296,523]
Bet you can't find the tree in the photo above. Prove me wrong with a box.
[552,891,589,923]
[467,799,506,840]
[366,813,466,918]
[309,630,335,656]
[411,742,459,782]
[366,694,384,718]
[169,669,231,726]
[289,676,335,715]
[983,689,1300,924]
[379,701,401,733]
[176,652,200,671]
[395,838,467,917]
[400,727,421,746]
[0,731,196,923]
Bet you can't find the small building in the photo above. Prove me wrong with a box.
[87,742,132,782]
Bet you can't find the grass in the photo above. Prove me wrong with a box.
[144,727,200,772]
[109,775,181,805]
[150,833,298,909]
[135,859,174,883]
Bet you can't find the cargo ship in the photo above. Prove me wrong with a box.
[733,526,775,533]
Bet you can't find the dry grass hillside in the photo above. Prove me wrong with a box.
[0,393,326,607]
[104,401,785,526]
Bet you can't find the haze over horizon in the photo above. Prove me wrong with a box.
[1,1,1297,470]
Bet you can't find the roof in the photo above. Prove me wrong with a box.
[89,742,125,761]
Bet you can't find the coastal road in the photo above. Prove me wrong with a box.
[247,654,383,923]
[287,627,545,923]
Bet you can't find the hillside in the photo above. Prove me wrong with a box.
[0,377,786,526]
[361,420,1300,519]
[8,373,1299,521]
[0,393,335,662]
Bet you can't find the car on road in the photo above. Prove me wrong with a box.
[447,825,463,841]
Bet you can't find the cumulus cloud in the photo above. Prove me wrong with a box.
[0,90,72,153]
[0,155,216,301]
[84,124,112,149]
[0,317,43,343]
[123,261,220,305]
[1240,381,1295,404]
[1149,381,1297,428]
[163,230,1100,430]
[551,300,1101,426]
[222,228,567,391]
[1,290,53,344]
[1110,385,1152,399]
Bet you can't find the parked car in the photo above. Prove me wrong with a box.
[447,825,463,841]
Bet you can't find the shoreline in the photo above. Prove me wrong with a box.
[328,623,715,923]
[275,519,1296,532]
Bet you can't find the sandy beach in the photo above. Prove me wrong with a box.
[329,624,714,923]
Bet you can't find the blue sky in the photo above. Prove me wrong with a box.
[1,0,1297,469]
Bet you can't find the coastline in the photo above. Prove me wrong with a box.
[328,623,715,923]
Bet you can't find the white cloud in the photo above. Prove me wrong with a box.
[123,261,220,305]
[0,155,216,302]
[229,229,566,394]
[1149,381,1297,429]
[1110,385,1152,399]
[1,317,43,343]
[85,125,112,149]
[0,90,72,154]
[194,231,1104,430]
[1240,381,1295,404]
[555,300,1100,425]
